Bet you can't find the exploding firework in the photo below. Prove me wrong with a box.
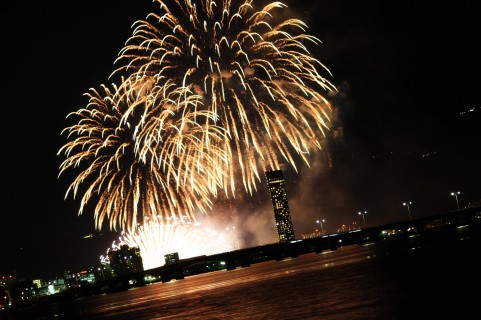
[101,220,236,270]
[59,0,336,233]
[112,0,336,195]
[58,77,229,231]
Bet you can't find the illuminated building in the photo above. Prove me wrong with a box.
[265,169,295,242]
[108,245,143,276]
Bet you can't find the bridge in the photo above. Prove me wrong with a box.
[139,205,481,283]
[51,205,481,299]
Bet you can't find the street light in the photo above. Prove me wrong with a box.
[316,219,326,235]
[402,202,412,220]
[226,226,238,250]
[451,191,461,210]
[358,211,367,229]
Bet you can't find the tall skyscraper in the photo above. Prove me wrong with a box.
[265,169,295,242]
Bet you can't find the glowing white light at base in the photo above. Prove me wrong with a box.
[101,221,235,270]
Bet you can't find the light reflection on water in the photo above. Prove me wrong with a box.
[2,235,479,320]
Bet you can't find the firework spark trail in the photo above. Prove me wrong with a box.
[59,0,336,234]
[120,78,231,197]
[112,0,336,196]
[101,220,235,270]
[58,77,229,231]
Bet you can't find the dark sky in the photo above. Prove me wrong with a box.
[1,0,480,279]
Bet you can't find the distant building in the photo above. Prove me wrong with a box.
[46,278,66,295]
[1,278,38,305]
[95,264,114,281]
[265,169,295,242]
[0,274,16,288]
[108,245,143,276]
[164,252,180,265]
[32,279,44,291]
[60,264,113,291]
[1,274,16,308]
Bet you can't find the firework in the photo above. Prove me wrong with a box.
[101,220,236,270]
[59,0,336,233]
[112,0,336,195]
[58,77,228,231]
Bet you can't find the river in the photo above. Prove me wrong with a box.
[2,226,479,320]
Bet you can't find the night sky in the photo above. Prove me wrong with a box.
[1,0,480,279]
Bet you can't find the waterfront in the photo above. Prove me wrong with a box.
[2,223,479,320]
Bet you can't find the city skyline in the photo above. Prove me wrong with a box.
[2,0,480,279]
